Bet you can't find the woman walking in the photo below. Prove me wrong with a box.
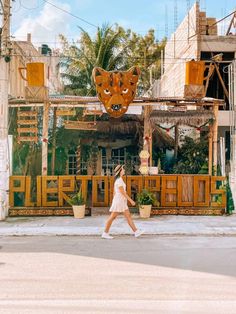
[102,164,144,239]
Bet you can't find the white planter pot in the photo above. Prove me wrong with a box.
[72,205,86,218]
[139,204,152,218]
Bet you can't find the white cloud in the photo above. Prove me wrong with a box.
[13,1,72,48]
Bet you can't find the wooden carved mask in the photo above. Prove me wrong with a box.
[92,66,140,118]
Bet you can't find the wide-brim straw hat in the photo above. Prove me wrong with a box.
[114,164,124,176]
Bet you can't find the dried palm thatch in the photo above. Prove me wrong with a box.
[150,110,214,126]
[96,116,174,148]
[153,126,175,149]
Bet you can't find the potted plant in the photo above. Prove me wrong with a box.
[68,188,86,219]
[137,189,155,218]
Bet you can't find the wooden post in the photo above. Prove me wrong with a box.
[76,140,81,175]
[42,100,50,175]
[0,0,11,220]
[143,105,153,166]
[214,62,229,101]
[212,103,219,176]
[208,125,213,175]
[51,108,57,175]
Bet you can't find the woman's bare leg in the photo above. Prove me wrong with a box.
[104,212,120,233]
[123,210,137,232]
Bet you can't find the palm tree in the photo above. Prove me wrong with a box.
[60,24,129,96]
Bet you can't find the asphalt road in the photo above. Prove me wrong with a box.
[0,235,236,314]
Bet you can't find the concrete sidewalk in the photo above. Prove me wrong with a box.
[1,213,236,236]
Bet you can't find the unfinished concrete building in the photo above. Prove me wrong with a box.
[153,2,236,176]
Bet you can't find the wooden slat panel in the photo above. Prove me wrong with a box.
[9,176,26,207]
[58,176,75,206]
[37,176,42,206]
[193,176,210,206]
[161,176,177,207]
[144,176,160,191]
[25,176,34,207]
[76,176,92,203]
[42,176,58,207]
[126,176,142,206]
[92,176,109,206]
[177,175,194,206]
[210,176,226,208]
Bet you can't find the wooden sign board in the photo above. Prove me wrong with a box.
[56,109,76,116]
[64,121,97,131]
[83,109,103,117]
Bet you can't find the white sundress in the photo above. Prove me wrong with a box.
[109,177,128,212]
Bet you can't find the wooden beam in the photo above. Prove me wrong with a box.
[64,121,97,131]
[208,125,213,175]
[204,63,215,97]
[17,111,37,117]
[143,105,153,166]
[42,101,50,175]
[212,104,219,175]
[17,136,38,142]
[56,109,76,116]
[17,128,38,133]
[17,120,38,125]
[213,62,229,101]
[83,109,103,117]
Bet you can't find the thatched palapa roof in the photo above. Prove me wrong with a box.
[150,110,214,126]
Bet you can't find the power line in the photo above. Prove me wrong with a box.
[42,0,97,29]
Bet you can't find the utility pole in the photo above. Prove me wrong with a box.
[0,0,11,220]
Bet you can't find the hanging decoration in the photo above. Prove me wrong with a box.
[156,118,214,134]
[17,108,38,144]
[139,150,150,175]
[92,66,140,118]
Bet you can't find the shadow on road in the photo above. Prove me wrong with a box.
[0,236,236,278]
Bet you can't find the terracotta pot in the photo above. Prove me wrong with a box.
[139,204,152,218]
[72,205,86,218]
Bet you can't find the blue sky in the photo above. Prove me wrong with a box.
[11,0,236,48]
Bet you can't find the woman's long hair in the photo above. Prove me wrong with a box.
[114,172,121,182]
[114,165,123,182]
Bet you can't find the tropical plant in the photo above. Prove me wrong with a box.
[67,188,85,206]
[124,29,166,93]
[173,136,208,174]
[60,24,129,96]
[226,180,235,215]
[137,189,155,206]
[59,25,166,96]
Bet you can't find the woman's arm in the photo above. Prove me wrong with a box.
[118,186,135,206]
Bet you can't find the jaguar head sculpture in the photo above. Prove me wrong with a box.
[92,66,140,118]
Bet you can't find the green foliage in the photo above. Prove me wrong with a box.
[60,24,129,96]
[173,136,208,174]
[59,24,166,96]
[198,162,209,174]
[67,188,85,206]
[137,189,155,206]
[226,180,235,215]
